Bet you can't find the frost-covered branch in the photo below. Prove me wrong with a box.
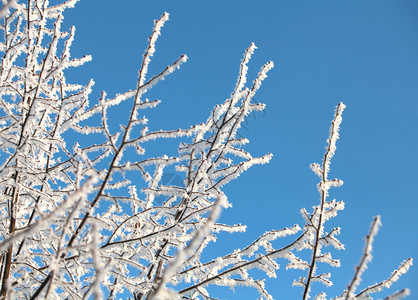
[0,1,412,299]
[293,103,346,300]
[0,0,16,18]
[151,193,225,299]
[345,216,382,299]
[339,217,413,300]
[355,258,413,298]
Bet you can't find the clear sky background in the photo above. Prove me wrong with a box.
[62,1,417,299]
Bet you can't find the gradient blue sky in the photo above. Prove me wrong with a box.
[63,1,417,298]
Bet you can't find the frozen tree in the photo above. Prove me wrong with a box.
[0,1,412,299]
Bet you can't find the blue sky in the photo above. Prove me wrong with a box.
[63,1,418,298]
